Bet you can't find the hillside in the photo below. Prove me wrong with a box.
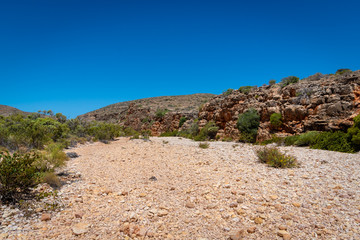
[0,105,29,116]
[199,70,360,141]
[78,93,215,134]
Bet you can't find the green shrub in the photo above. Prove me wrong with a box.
[284,135,300,146]
[87,122,122,141]
[179,117,187,128]
[260,135,283,145]
[294,131,320,146]
[199,142,210,149]
[155,109,169,118]
[160,130,178,137]
[256,147,298,168]
[239,86,253,94]
[0,151,39,203]
[280,76,299,87]
[311,131,355,153]
[269,80,276,86]
[237,108,260,143]
[42,172,61,188]
[223,89,234,96]
[270,113,282,127]
[194,121,219,141]
[335,68,352,75]
[124,127,139,137]
[35,143,68,172]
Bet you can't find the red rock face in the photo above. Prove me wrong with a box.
[199,71,360,141]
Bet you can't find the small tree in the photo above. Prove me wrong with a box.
[270,113,282,127]
[237,108,260,143]
[0,151,39,203]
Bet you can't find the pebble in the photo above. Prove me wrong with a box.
[72,222,90,235]
[158,210,169,217]
[185,202,196,208]
[282,214,292,220]
[254,217,263,224]
[229,202,238,208]
[270,195,278,200]
[229,229,245,240]
[247,227,256,233]
[41,213,51,221]
[277,230,291,239]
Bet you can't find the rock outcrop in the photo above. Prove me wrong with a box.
[79,94,215,135]
[199,71,360,141]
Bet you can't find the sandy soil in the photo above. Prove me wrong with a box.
[1,137,360,239]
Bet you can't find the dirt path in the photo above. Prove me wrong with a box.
[1,137,360,239]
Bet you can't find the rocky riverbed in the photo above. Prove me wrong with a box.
[1,137,359,239]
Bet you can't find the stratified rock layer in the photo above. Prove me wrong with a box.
[199,71,360,140]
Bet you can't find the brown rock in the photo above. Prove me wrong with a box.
[229,229,245,240]
[279,225,287,230]
[292,202,301,207]
[274,204,283,211]
[254,217,263,224]
[282,214,292,220]
[75,213,84,219]
[247,227,256,233]
[186,202,196,208]
[157,210,169,217]
[237,197,245,203]
[229,202,238,208]
[277,230,291,239]
[41,213,51,221]
[270,195,278,200]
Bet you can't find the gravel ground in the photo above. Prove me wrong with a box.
[1,137,360,239]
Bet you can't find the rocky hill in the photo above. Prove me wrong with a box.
[199,71,360,141]
[0,105,29,116]
[79,94,215,134]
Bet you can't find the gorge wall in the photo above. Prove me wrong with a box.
[198,71,360,141]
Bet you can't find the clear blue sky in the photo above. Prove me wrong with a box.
[1,0,360,118]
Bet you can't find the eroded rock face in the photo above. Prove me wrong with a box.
[199,71,360,141]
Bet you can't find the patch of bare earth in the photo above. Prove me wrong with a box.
[1,137,360,239]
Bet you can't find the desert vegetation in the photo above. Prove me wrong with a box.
[0,112,134,203]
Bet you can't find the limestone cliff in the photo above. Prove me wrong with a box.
[198,71,360,141]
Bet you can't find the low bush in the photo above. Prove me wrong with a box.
[35,143,68,172]
[280,76,299,87]
[237,108,260,143]
[0,151,39,203]
[155,108,169,118]
[160,130,178,137]
[87,122,122,141]
[269,80,276,86]
[178,117,187,128]
[311,131,355,153]
[256,147,298,168]
[293,131,320,146]
[223,89,234,96]
[194,121,219,141]
[239,86,253,94]
[270,113,282,127]
[42,172,61,188]
[335,68,352,75]
[199,142,209,149]
[284,135,300,146]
